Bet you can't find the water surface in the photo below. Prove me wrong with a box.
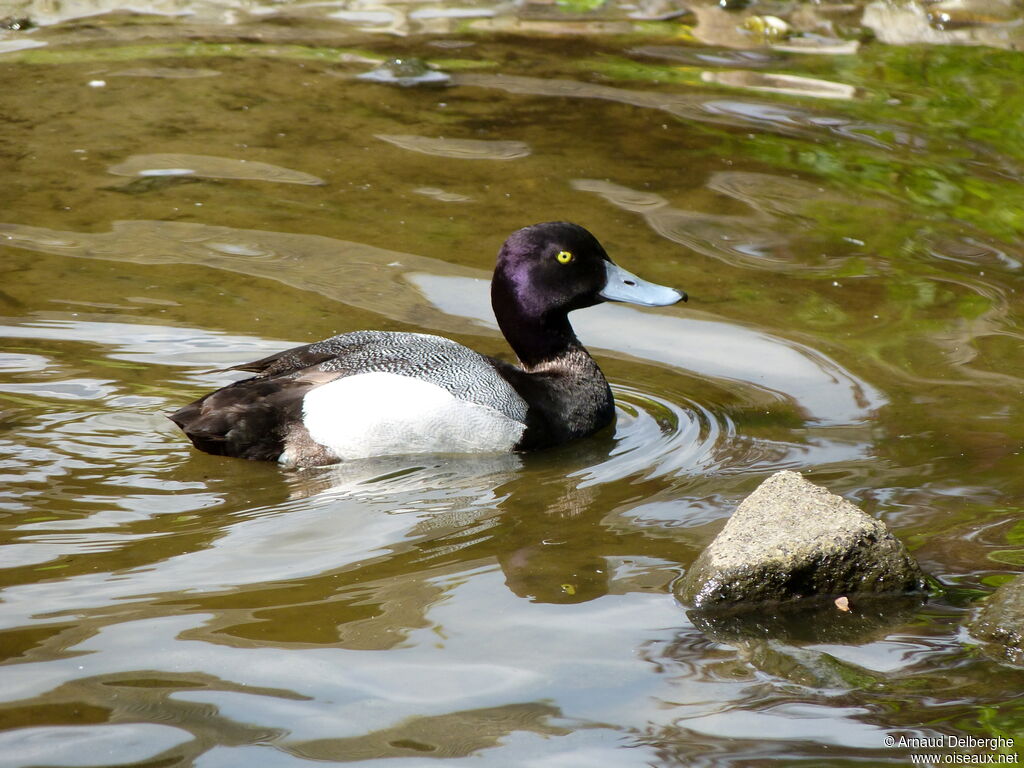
[1,0,1023,764]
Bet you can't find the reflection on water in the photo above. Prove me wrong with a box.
[0,723,195,767]
[0,219,481,337]
[454,72,914,149]
[412,185,472,203]
[0,38,45,53]
[375,134,531,160]
[0,220,886,427]
[700,71,858,101]
[108,154,326,185]
[862,0,1022,47]
[2,2,1024,765]
[108,66,221,78]
[409,272,885,425]
[572,177,799,269]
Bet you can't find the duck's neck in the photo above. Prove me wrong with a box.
[491,278,580,369]
[491,275,614,446]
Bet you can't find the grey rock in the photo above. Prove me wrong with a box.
[968,574,1024,667]
[676,470,928,609]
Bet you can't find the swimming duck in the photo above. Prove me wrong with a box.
[170,222,686,466]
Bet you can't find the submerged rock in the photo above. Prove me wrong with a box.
[689,592,926,645]
[357,58,450,87]
[741,14,791,42]
[968,574,1024,667]
[676,471,928,609]
[0,16,34,30]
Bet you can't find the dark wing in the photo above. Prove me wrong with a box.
[169,372,339,461]
[229,345,336,377]
[170,335,368,459]
[169,379,301,461]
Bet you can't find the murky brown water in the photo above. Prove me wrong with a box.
[1,0,1023,764]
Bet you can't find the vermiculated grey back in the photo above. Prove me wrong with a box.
[307,331,529,422]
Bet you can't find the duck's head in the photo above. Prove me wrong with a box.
[492,221,687,322]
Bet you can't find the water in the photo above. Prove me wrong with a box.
[1,0,1023,764]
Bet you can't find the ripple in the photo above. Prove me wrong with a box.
[577,386,732,485]
[205,241,275,259]
[0,531,166,570]
[2,230,79,250]
[0,40,46,54]
[629,46,779,68]
[454,72,915,148]
[329,8,401,25]
[571,381,877,490]
[0,379,116,401]
[706,171,864,219]
[0,352,49,373]
[702,71,858,101]
[375,134,531,160]
[573,177,853,271]
[703,100,895,150]
[107,154,326,185]
[408,272,886,425]
[0,723,193,767]
[929,236,1023,271]
[107,67,221,78]
[0,214,884,427]
[413,186,473,203]
[570,179,669,213]
[0,318,287,369]
[410,7,496,19]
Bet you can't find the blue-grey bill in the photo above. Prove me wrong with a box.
[599,261,687,306]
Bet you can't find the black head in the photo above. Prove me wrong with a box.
[493,221,613,320]
[491,222,685,365]
[492,222,685,319]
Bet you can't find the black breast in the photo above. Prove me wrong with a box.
[493,348,615,451]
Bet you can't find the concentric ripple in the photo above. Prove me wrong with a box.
[575,385,732,485]
[575,384,874,487]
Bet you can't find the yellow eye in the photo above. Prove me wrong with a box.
[556,250,574,264]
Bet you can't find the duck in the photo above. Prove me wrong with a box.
[170,221,687,467]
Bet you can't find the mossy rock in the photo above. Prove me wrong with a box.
[676,471,928,609]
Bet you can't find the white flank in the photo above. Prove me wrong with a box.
[300,372,526,461]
